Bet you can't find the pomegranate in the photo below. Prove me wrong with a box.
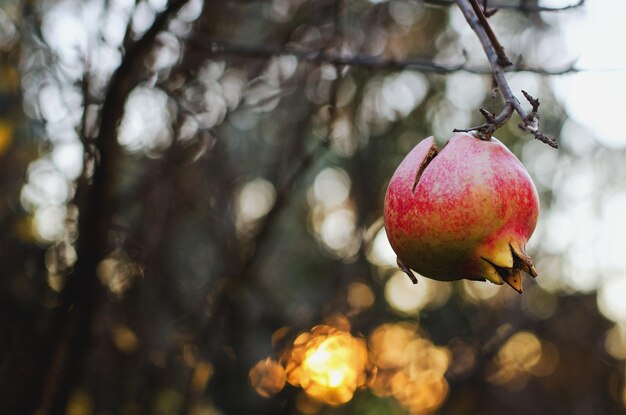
[383,132,539,293]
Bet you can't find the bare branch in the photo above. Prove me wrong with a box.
[36,1,193,413]
[425,0,585,12]
[454,0,558,148]
[469,0,511,66]
[189,37,580,76]
[482,0,499,18]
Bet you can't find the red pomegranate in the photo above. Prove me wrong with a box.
[383,132,539,293]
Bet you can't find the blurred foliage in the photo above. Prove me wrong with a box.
[1,0,625,414]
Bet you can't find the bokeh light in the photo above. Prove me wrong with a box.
[367,227,397,268]
[385,271,452,314]
[251,318,451,413]
[488,331,559,388]
[347,282,375,313]
[96,250,143,298]
[249,358,286,398]
[462,279,500,303]
[5,0,626,413]
[308,168,361,259]
[236,177,277,235]
[283,323,369,405]
[605,324,626,361]
[118,87,174,155]
[111,324,139,354]
[369,323,450,414]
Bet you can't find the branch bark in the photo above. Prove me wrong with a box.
[35,1,192,413]
[189,37,579,76]
[454,0,558,148]
[425,0,585,12]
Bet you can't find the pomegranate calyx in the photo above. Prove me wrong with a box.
[511,244,538,278]
[481,244,538,294]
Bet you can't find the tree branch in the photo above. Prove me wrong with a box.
[469,0,511,66]
[454,0,558,148]
[35,1,192,413]
[189,37,579,76]
[425,0,585,12]
[184,1,346,407]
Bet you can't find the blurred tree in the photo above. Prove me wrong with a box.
[1,0,624,415]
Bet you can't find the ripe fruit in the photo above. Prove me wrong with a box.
[383,132,539,293]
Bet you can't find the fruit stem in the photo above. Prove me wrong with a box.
[397,257,418,284]
[453,0,558,148]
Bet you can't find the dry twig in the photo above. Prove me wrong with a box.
[190,37,579,76]
[453,0,558,148]
[425,0,585,12]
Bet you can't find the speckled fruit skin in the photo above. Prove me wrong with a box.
[383,132,539,289]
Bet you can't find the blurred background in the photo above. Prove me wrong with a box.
[2,0,626,414]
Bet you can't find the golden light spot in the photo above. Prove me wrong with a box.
[347,282,375,312]
[488,331,556,387]
[111,324,139,354]
[0,67,19,92]
[13,215,35,243]
[300,334,367,404]
[295,392,323,414]
[605,324,626,360]
[66,389,92,415]
[283,324,369,405]
[97,251,142,297]
[253,319,450,412]
[385,273,451,314]
[323,314,351,332]
[249,358,287,398]
[191,361,214,392]
[369,322,418,369]
[396,370,449,414]
[46,272,64,293]
[369,323,450,413]
[0,119,13,157]
[530,340,559,377]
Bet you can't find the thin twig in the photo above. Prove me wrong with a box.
[470,0,511,66]
[454,0,558,148]
[481,0,499,18]
[188,37,580,76]
[424,0,585,12]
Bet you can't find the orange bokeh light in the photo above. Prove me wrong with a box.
[249,358,287,398]
[369,323,450,414]
[251,318,451,413]
[284,324,369,405]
